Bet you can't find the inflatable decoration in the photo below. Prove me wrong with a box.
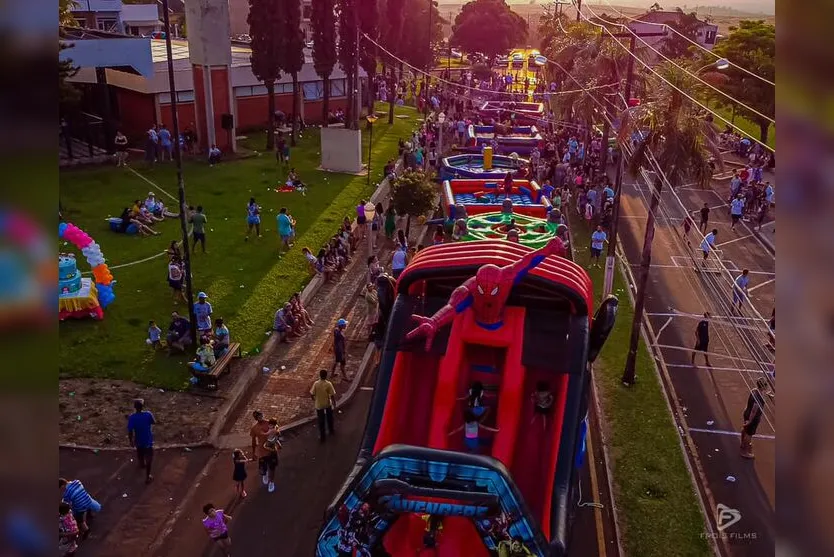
[464,212,560,249]
[58,222,115,320]
[316,240,619,557]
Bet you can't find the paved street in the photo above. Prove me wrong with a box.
[616,167,775,556]
[151,362,619,557]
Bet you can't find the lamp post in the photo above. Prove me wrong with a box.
[366,114,378,186]
[161,0,197,344]
[697,58,730,73]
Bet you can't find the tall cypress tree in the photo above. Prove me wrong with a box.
[358,0,379,113]
[382,0,405,124]
[277,0,306,145]
[248,0,282,150]
[311,0,337,123]
[337,0,358,128]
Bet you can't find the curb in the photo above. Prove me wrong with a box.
[614,244,723,557]
[59,441,212,452]
[752,222,775,255]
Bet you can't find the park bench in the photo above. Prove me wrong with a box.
[189,342,241,389]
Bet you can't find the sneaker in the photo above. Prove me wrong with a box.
[268,481,275,493]
[241,490,247,498]
[261,474,268,486]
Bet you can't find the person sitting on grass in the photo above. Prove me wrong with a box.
[189,337,217,373]
[132,199,163,223]
[117,207,159,236]
[166,311,192,352]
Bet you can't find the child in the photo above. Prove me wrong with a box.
[432,225,445,245]
[232,449,249,498]
[363,282,379,340]
[147,320,162,349]
[202,504,233,556]
[530,381,554,431]
[449,407,498,454]
[264,420,283,453]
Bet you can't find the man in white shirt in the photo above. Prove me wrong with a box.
[700,228,718,261]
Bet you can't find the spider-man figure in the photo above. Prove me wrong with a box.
[406,237,565,350]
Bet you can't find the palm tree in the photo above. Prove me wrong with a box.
[619,62,723,385]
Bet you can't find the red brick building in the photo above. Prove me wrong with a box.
[68,38,358,146]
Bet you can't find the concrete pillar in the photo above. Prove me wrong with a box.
[184,0,236,153]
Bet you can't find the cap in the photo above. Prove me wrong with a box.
[148,191,155,196]
[197,291,207,298]
[337,318,348,327]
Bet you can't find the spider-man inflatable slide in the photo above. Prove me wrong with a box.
[316,239,618,557]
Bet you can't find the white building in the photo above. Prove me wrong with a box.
[627,10,719,61]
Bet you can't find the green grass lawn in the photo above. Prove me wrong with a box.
[711,103,775,150]
[59,103,418,390]
[569,219,711,557]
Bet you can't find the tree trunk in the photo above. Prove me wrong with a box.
[622,177,662,385]
[405,213,411,238]
[266,80,276,151]
[758,120,770,145]
[388,72,397,125]
[600,117,611,169]
[322,75,330,125]
[290,73,299,146]
[345,70,354,129]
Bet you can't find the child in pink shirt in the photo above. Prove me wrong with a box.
[202,504,233,555]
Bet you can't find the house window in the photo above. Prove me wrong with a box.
[330,79,345,97]
[302,5,312,19]
[96,18,119,32]
[303,82,323,100]
[159,91,196,104]
[74,18,86,28]
[704,30,716,45]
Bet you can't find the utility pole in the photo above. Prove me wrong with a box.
[603,31,664,298]
[424,0,433,114]
[161,0,197,345]
[576,0,581,22]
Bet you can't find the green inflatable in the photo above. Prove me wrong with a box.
[463,211,563,248]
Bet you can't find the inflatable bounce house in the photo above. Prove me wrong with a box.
[316,239,617,557]
[478,101,544,125]
[442,179,552,219]
[463,125,543,156]
[58,223,115,320]
[438,148,529,182]
[464,212,566,249]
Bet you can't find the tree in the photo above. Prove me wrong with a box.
[312,0,337,124]
[358,0,379,114]
[618,62,722,385]
[277,0,306,145]
[59,0,77,26]
[399,0,444,83]
[381,0,406,124]
[660,9,702,60]
[337,0,358,128]
[450,0,527,62]
[390,169,436,236]
[537,2,567,52]
[248,0,282,150]
[709,20,775,143]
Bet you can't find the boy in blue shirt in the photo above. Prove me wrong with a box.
[590,226,607,267]
[730,194,745,230]
[128,399,156,483]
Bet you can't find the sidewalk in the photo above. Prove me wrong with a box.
[218,223,423,447]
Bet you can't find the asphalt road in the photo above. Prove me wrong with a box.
[150,363,618,557]
[616,171,775,557]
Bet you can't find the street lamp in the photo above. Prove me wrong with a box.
[437,111,446,158]
[366,114,378,186]
[697,58,729,73]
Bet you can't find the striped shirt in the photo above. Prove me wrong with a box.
[63,480,95,513]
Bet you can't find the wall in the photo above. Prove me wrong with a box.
[115,88,155,141]
[235,95,347,129]
[159,102,197,134]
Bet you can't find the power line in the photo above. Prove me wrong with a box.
[596,0,775,87]
[572,3,775,153]
[579,4,774,125]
